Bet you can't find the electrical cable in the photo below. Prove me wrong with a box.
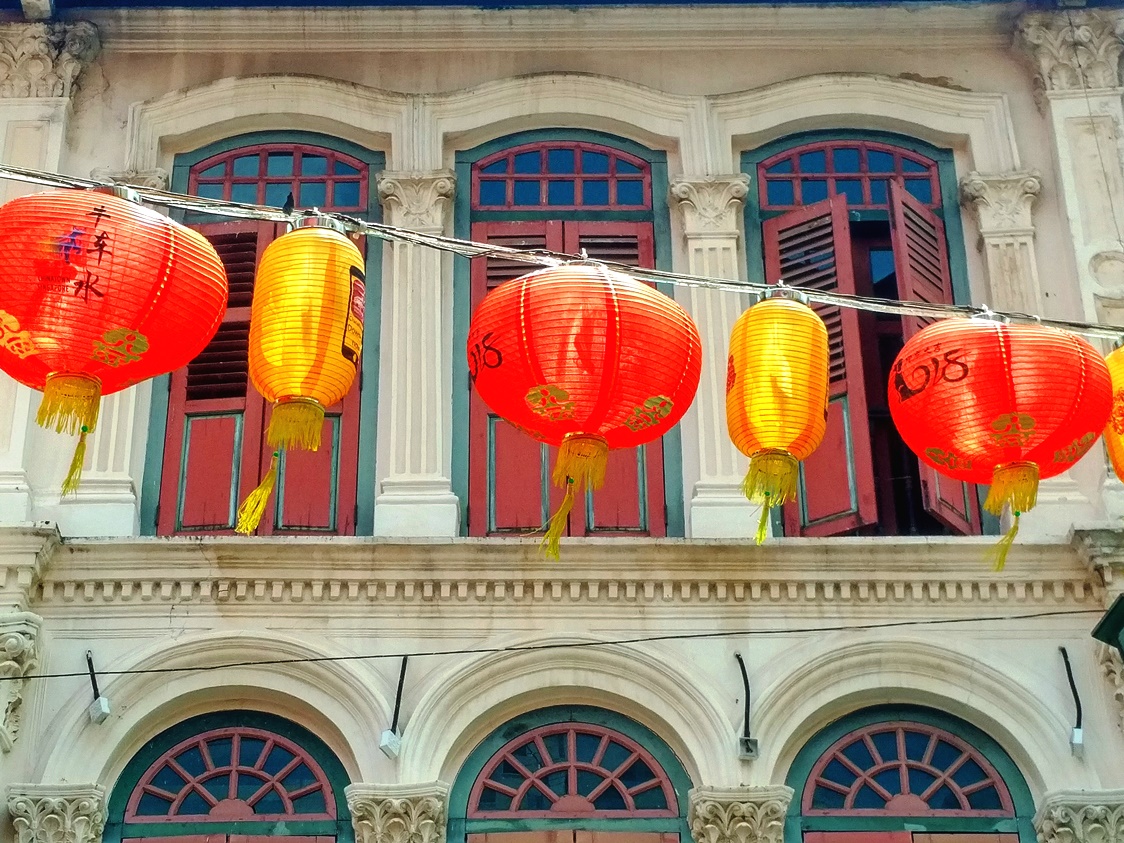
[4,162,1124,340]
[0,608,1104,684]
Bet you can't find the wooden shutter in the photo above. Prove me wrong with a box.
[763,195,878,536]
[889,181,979,535]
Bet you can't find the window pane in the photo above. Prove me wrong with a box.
[593,784,627,810]
[491,760,525,788]
[199,162,225,179]
[833,148,861,172]
[511,740,545,772]
[908,768,937,795]
[931,740,961,771]
[583,180,609,205]
[153,763,188,791]
[766,158,794,174]
[301,155,328,176]
[821,758,855,786]
[575,732,600,763]
[854,784,885,808]
[616,180,644,206]
[766,179,795,205]
[868,150,895,172]
[239,737,268,767]
[281,762,316,792]
[481,159,508,175]
[202,776,229,801]
[869,178,889,206]
[812,786,846,809]
[582,151,610,173]
[522,786,552,811]
[798,150,827,172]
[801,179,828,204]
[232,155,259,177]
[967,785,1002,810]
[873,768,901,796]
[195,182,225,201]
[617,159,641,174]
[619,758,655,788]
[300,181,326,207]
[541,732,567,764]
[601,740,631,771]
[870,249,897,298]
[334,159,360,176]
[547,148,575,173]
[231,183,257,204]
[479,180,507,206]
[632,786,668,809]
[207,737,233,767]
[255,789,285,814]
[263,745,296,775]
[514,152,540,174]
[513,180,541,206]
[267,153,293,176]
[835,179,863,205]
[904,730,930,761]
[547,180,575,206]
[902,157,929,173]
[179,790,210,815]
[840,739,875,770]
[870,730,898,762]
[291,791,327,814]
[137,792,173,816]
[333,181,361,208]
[478,786,512,811]
[906,178,933,204]
[264,182,291,209]
[542,769,568,796]
[929,784,960,809]
[577,769,604,796]
[951,757,986,787]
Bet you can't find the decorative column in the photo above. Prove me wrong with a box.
[7,785,106,843]
[1096,642,1124,736]
[1035,790,1124,843]
[669,175,756,538]
[688,785,793,843]
[373,172,460,537]
[347,782,450,843]
[0,22,99,525]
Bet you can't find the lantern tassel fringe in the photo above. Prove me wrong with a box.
[743,449,799,545]
[983,462,1039,572]
[541,434,609,560]
[267,399,324,452]
[37,374,100,436]
[60,426,88,497]
[235,453,279,535]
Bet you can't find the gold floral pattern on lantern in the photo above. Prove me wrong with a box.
[92,327,148,367]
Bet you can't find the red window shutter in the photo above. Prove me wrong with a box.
[762,195,878,536]
[889,181,979,535]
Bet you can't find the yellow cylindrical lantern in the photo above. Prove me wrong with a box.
[236,218,366,534]
[1105,347,1124,483]
[726,295,830,543]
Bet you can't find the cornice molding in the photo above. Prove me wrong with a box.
[0,21,99,99]
[346,782,450,843]
[0,523,60,612]
[7,784,105,843]
[688,786,793,843]
[1034,789,1124,843]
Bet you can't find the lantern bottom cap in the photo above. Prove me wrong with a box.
[267,397,326,452]
[37,373,101,436]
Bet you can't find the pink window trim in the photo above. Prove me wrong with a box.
[124,726,336,823]
[468,722,678,819]
[802,721,1015,817]
[471,141,652,211]
[758,140,940,212]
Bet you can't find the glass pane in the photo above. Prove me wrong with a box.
[521,786,552,811]
[195,182,225,201]
[547,180,575,206]
[231,182,257,204]
[255,788,285,814]
[300,181,326,207]
[931,740,962,772]
[906,178,933,204]
[801,179,828,204]
[908,767,938,795]
[174,745,206,776]
[616,180,644,206]
[479,180,507,206]
[333,181,361,208]
[280,762,317,792]
[232,155,259,177]
[951,757,986,787]
[904,730,930,761]
[967,785,1002,810]
[929,784,960,809]
[822,758,856,786]
[491,759,526,788]
[577,769,605,796]
[301,155,328,176]
[547,148,576,173]
[541,732,567,764]
[207,737,234,768]
[262,744,296,775]
[592,784,627,810]
[868,179,888,206]
[202,774,229,801]
[238,771,265,800]
[854,784,885,809]
[619,758,655,788]
[267,153,293,176]
[239,737,268,768]
[874,768,902,795]
[840,739,875,771]
[902,157,929,173]
[478,786,512,811]
[870,249,897,298]
[514,180,541,206]
[765,179,795,206]
[812,786,847,809]
[871,730,898,762]
[543,770,568,796]
[575,731,601,763]
[481,159,509,175]
[137,792,174,816]
[514,152,540,174]
[835,179,863,205]
[153,763,188,791]
[582,151,610,173]
[601,740,632,771]
[264,182,291,209]
[766,158,794,174]
[179,790,211,815]
[583,180,609,205]
[632,785,668,809]
[868,150,895,172]
[798,150,827,172]
[617,159,641,174]
[511,740,545,772]
[292,790,327,814]
[334,159,361,176]
[199,162,226,179]
[833,148,861,172]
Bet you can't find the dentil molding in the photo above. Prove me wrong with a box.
[377,171,456,234]
[670,175,751,235]
[959,171,1043,238]
[1097,642,1124,736]
[7,784,106,843]
[89,167,168,191]
[0,22,99,99]
[346,782,450,843]
[688,785,793,843]
[1016,11,1124,94]
[0,611,41,752]
[1035,789,1124,843]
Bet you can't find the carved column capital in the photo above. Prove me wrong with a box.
[688,785,793,843]
[0,22,100,99]
[960,171,1042,238]
[670,175,751,235]
[90,167,168,191]
[7,784,106,843]
[1072,527,1124,603]
[0,611,41,752]
[1035,789,1124,843]
[1016,11,1124,94]
[1096,642,1124,736]
[346,782,450,843]
[377,171,456,234]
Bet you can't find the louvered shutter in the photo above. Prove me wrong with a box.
[762,194,878,536]
[889,181,979,534]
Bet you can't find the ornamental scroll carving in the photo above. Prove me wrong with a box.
[89,168,169,191]
[670,175,751,234]
[7,784,106,843]
[688,785,793,843]
[1035,790,1124,843]
[377,171,456,234]
[1016,11,1124,94]
[347,782,450,843]
[0,612,41,752]
[0,22,99,99]
[1097,641,1124,736]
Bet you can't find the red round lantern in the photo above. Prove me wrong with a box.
[468,263,702,557]
[0,187,228,491]
[888,318,1111,567]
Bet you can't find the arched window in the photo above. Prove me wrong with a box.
[786,706,1035,843]
[106,711,352,843]
[742,132,982,541]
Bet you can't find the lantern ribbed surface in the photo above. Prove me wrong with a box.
[726,297,829,543]
[1104,347,1124,483]
[467,263,702,557]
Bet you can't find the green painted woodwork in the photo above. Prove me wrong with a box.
[783,704,1036,843]
[1093,593,1124,657]
[452,128,684,538]
[104,709,353,843]
[140,130,384,536]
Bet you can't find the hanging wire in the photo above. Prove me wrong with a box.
[4,161,1124,340]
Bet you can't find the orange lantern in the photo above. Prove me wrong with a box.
[1104,346,1124,482]
[235,218,365,533]
[888,318,1112,567]
[726,295,829,543]
[0,186,227,492]
[468,263,702,557]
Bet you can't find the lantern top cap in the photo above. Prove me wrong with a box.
[294,213,350,235]
[763,283,808,306]
[90,184,140,204]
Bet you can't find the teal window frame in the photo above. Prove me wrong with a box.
[452,128,684,537]
[104,710,354,843]
[139,130,385,536]
[784,705,1036,843]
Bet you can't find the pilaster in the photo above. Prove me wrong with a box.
[1096,642,1124,737]
[347,782,450,843]
[7,785,106,843]
[373,171,459,537]
[669,175,757,538]
[1034,789,1124,843]
[688,785,793,843]
[0,611,41,751]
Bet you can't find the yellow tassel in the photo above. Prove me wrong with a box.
[987,512,1020,572]
[743,449,798,545]
[37,373,100,436]
[267,398,324,451]
[60,426,88,496]
[540,480,576,561]
[981,462,1038,570]
[235,453,279,534]
[539,433,609,559]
